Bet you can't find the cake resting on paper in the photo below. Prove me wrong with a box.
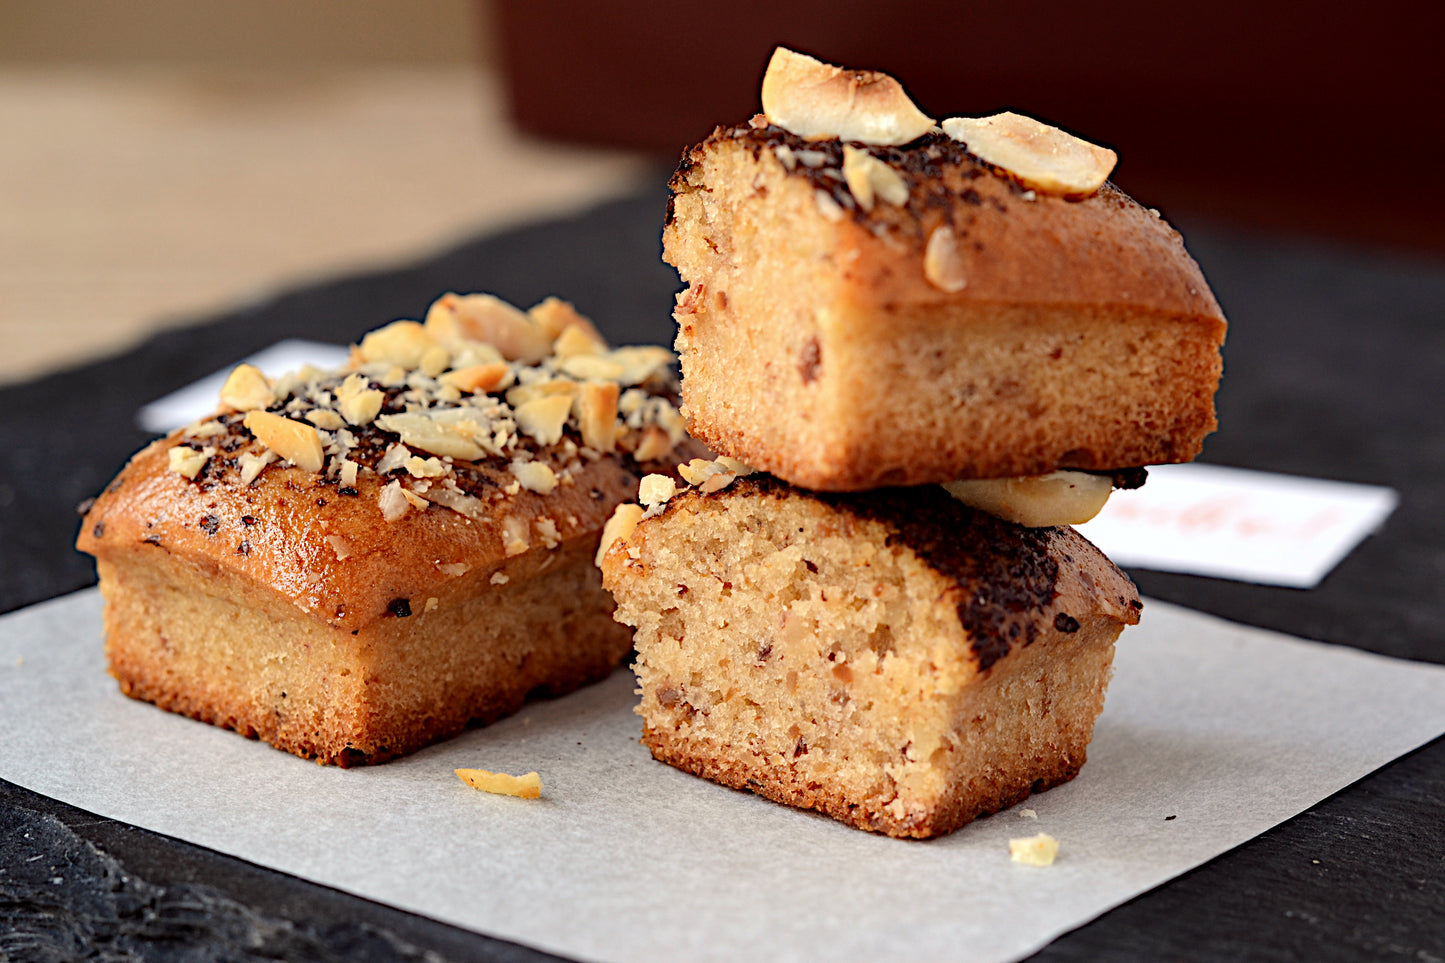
[601,473,1140,839]
[77,293,693,766]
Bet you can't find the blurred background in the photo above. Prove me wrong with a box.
[3,0,1439,384]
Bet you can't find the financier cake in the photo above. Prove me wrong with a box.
[600,470,1141,839]
[664,48,1226,491]
[77,293,693,765]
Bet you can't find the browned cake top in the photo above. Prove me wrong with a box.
[668,117,1225,323]
[77,294,696,632]
[656,474,1141,671]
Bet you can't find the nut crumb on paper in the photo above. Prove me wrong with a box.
[456,768,543,799]
[1009,833,1059,866]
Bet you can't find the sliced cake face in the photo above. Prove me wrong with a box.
[602,477,1140,838]
[77,294,697,765]
[664,122,1227,490]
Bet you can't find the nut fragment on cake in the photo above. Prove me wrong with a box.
[77,293,697,766]
[941,113,1116,198]
[600,477,1140,839]
[760,47,934,146]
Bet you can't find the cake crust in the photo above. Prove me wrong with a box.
[664,121,1226,489]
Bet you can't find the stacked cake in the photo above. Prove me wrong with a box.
[599,49,1226,838]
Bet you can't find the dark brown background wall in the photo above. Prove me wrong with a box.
[497,0,1445,256]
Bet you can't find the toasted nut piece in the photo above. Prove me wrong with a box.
[943,470,1113,527]
[596,502,644,565]
[1009,833,1059,866]
[923,225,968,292]
[219,364,274,412]
[560,354,625,382]
[678,458,719,487]
[698,470,737,494]
[841,146,908,211]
[608,346,675,386]
[338,458,359,488]
[528,296,606,346]
[501,515,530,556]
[440,362,511,394]
[305,408,345,430]
[505,379,580,408]
[375,412,487,461]
[358,320,437,369]
[419,344,452,378]
[325,534,354,561]
[167,445,214,479]
[814,189,846,222]
[455,768,542,799]
[514,394,574,446]
[404,455,447,478]
[576,381,619,453]
[761,47,934,146]
[511,459,558,495]
[337,373,384,426]
[632,424,674,462]
[638,474,676,508]
[553,322,611,358]
[238,450,276,486]
[424,293,551,363]
[378,480,413,522]
[941,113,1116,197]
[243,411,324,472]
[714,456,755,475]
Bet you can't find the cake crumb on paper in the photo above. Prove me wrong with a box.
[456,768,542,799]
[1017,808,1038,819]
[1009,833,1059,866]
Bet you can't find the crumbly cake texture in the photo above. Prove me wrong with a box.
[78,295,696,765]
[601,476,1140,839]
[663,119,1227,490]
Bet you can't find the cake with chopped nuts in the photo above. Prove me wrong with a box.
[599,473,1140,839]
[77,293,696,765]
[664,47,1227,491]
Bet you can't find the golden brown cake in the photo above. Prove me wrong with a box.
[600,474,1140,839]
[77,293,695,765]
[664,114,1226,491]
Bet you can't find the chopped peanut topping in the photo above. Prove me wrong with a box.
[167,445,214,479]
[514,395,573,446]
[219,364,274,412]
[243,411,324,472]
[596,503,644,565]
[577,382,620,453]
[638,474,677,508]
[358,320,437,369]
[841,146,909,212]
[511,460,558,495]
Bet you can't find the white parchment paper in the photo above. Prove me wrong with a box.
[2,591,1443,963]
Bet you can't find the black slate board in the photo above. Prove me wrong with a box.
[2,178,1442,961]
